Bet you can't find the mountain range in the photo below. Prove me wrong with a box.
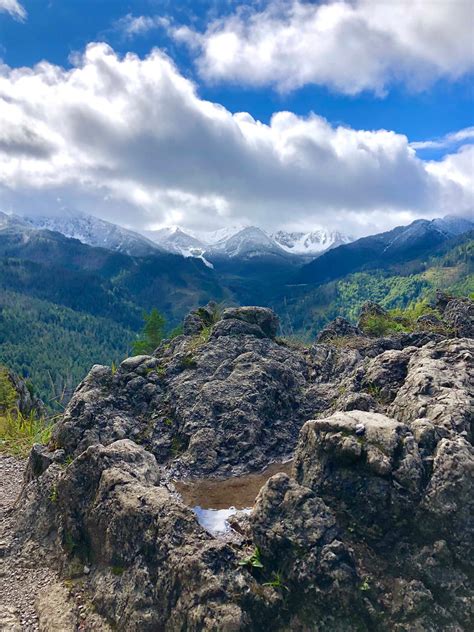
[1,207,472,405]
[22,211,353,262]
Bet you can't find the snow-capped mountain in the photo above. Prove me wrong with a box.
[0,211,31,232]
[143,226,206,254]
[146,224,353,260]
[272,230,353,256]
[23,210,162,257]
[207,226,288,259]
[189,225,248,246]
[143,227,214,268]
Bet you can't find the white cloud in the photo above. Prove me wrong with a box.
[0,0,26,20]
[113,13,169,38]
[175,0,474,94]
[0,43,472,236]
[426,144,474,211]
[411,127,474,150]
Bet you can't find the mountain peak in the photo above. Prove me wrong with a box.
[20,211,162,257]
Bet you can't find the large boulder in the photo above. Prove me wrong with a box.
[316,317,362,343]
[250,473,368,630]
[21,440,269,631]
[389,338,474,439]
[53,308,309,476]
[12,299,474,631]
[443,297,474,338]
[221,307,280,339]
[294,411,423,539]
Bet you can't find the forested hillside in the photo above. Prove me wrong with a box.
[276,235,473,337]
[0,291,133,408]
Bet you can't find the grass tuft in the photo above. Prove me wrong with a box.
[0,410,53,457]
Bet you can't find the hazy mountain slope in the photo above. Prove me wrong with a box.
[297,215,474,284]
[23,210,162,257]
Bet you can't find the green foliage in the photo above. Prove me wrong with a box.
[187,325,212,352]
[361,300,448,337]
[0,409,53,457]
[180,354,198,369]
[168,324,184,339]
[277,238,473,338]
[49,483,58,503]
[0,366,17,413]
[0,363,53,456]
[360,313,406,336]
[132,308,166,355]
[263,571,289,591]
[359,577,371,592]
[0,290,133,408]
[239,547,264,569]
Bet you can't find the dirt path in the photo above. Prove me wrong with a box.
[0,454,57,631]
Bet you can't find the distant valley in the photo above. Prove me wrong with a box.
[0,209,472,405]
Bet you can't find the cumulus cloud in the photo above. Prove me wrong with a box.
[173,0,474,95]
[0,0,26,20]
[0,43,472,235]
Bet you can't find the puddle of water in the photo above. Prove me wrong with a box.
[193,506,251,535]
[175,461,293,535]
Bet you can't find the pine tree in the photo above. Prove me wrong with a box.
[132,309,166,355]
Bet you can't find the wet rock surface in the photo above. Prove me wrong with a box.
[6,295,474,630]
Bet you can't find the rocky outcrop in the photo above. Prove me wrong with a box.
[316,316,362,343]
[52,307,309,476]
[389,338,473,439]
[9,297,474,631]
[294,411,424,540]
[0,366,44,417]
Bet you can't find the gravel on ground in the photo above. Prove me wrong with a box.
[0,454,57,631]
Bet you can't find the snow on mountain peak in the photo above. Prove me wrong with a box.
[22,211,161,257]
[272,229,353,255]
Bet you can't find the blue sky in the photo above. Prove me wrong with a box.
[0,0,473,234]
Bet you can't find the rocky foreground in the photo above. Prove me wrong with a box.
[4,295,474,630]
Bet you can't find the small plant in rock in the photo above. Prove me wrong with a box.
[365,382,382,398]
[61,455,74,468]
[239,547,264,569]
[171,435,187,456]
[111,361,118,376]
[263,571,289,591]
[63,531,76,554]
[156,365,166,377]
[359,577,371,592]
[49,483,58,503]
[180,354,198,369]
[111,565,125,576]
